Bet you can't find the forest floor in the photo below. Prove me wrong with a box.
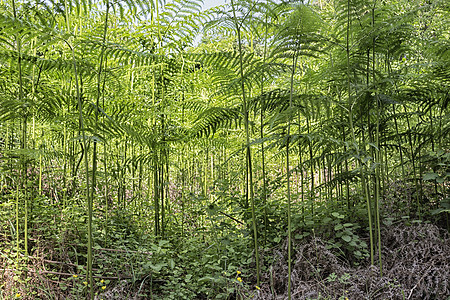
[1,221,449,299]
[254,222,450,300]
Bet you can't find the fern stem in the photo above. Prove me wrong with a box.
[67,35,94,300]
[260,10,269,247]
[230,0,260,285]
[287,52,298,300]
[11,0,29,260]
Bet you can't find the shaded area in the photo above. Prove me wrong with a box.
[255,223,449,300]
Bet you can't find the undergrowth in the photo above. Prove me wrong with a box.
[1,185,449,299]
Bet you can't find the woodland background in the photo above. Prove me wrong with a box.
[0,0,449,299]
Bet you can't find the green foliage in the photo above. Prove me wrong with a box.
[0,0,449,298]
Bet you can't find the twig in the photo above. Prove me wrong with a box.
[94,247,152,255]
[65,245,152,255]
[38,270,132,280]
[407,265,432,300]
[0,268,131,280]
[17,254,98,271]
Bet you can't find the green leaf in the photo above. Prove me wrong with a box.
[159,240,170,247]
[150,262,167,272]
[431,208,450,215]
[423,172,439,181]
[198,276,217,283]
[322,217,332,224]
[331,212,344,219]
[341,235,351,242]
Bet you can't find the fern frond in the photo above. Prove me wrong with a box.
[190,107,242,137]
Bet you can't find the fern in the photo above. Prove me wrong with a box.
[189,106,242,137]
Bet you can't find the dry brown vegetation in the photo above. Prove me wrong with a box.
[254,223,449,300]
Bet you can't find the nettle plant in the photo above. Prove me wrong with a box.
[326,212,369,262]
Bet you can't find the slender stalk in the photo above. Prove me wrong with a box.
[154,161,160,236]
[299,116,305,222]
[161,146,165,238]
[39,153,42,194]
[342,124,350,209]
[230,0,260,284]
[403,104,420,217]
[287,53,298,300]
[306,116,314,214]
[104,143,109,247]
[65,12,94,296]
[11,0,28,258]
[372,1,382,275]
[346,0,356,144]
[375,96,383,275]
[15,181,19,263]
[92,0,110,236]
[346,0,374,264]
[71,46,93,298]
[260,12,269,246]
